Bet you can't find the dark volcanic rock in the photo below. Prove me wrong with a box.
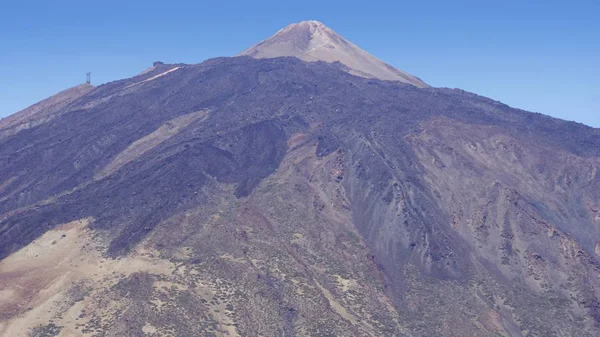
[0,56,599,336]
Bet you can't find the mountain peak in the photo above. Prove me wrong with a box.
[291,20,331,32]
[295,20,326,27]
[240,21,428,87]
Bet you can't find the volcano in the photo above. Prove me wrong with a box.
[0,22,599,337]
[240,20,428,87]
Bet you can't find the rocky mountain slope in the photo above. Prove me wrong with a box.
[240,21,428,87]
[0,84,94,140]
[0,31,599,337]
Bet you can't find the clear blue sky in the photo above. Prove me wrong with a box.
[1,0,598,127]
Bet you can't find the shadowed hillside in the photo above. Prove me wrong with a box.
[0,56,599,336]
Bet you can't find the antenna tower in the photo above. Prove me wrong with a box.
[86,72,91,85]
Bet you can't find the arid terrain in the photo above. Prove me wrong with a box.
[240,21,428,87]
[0,21,599,337]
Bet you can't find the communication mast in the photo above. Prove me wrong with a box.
[86,72,91,85]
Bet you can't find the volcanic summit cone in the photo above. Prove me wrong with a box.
[240,20,428,87]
